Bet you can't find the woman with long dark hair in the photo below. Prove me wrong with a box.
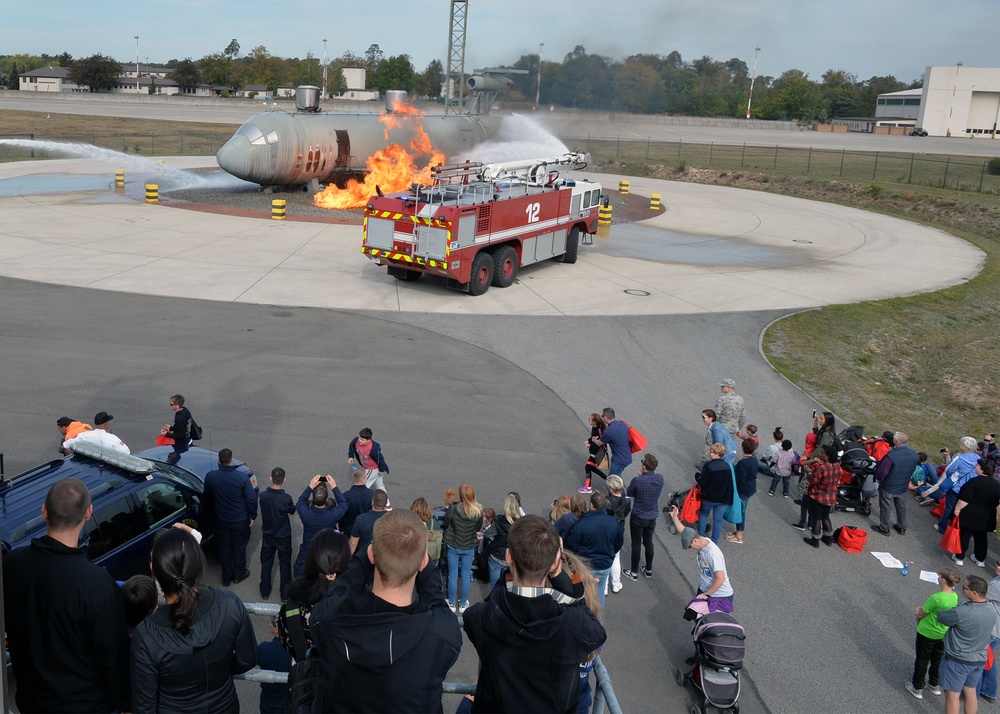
[131,527,255,713]
[279,528,351,660]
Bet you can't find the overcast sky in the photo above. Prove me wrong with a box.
[6,0,999,83]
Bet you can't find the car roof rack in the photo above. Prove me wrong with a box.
[71,442,154,475]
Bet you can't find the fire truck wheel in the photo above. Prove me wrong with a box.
[469,251,494,296]
[558,226,580,264]
[491,246,519,288]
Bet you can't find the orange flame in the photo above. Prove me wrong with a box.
[313,102,445,210]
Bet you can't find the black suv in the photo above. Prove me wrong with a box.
[0,442,257,581]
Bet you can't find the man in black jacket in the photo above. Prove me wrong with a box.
[259,466,296,600]
[463,514,607,713]
[3,477,132,713]
[309,509,461,713]
[204,447,258,586]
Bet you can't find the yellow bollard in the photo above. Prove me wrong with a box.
[272,199,287,220]
[115,169,124,189]
[650,193,661,210]
[618,179,630,195]
[598,203,613,226]
[144,184,158,204]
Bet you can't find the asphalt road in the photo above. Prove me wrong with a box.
[4,275,981,713]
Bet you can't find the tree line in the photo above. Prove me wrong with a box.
[0,42,918,121]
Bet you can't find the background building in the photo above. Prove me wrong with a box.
[916,65,1000,137]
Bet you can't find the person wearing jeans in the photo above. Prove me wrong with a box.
[443,483,484,613]
[696,444,734,544]
[565,491,623,607]
[623,453,664,581]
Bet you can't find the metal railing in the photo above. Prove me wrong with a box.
[238,602,621,712]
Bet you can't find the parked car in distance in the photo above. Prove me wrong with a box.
[0,442,257,581]
[910,127,928,136]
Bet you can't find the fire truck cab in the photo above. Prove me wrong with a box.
[362,153,602,295]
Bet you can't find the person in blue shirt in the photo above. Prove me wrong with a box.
[294,475,348,577]
[256,617,291,714]
[589,407,633,479]
[203,448,258,587]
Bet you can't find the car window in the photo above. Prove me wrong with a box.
[85,498,139,559]
[137,482,188,529]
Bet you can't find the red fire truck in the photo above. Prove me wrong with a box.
[361,153,603,295]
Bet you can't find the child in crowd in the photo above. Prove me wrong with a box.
[122,574,158,635]
[769,439,796,498]
[738,424,760,453]
[606,475,633,595]
[257,616,291,714]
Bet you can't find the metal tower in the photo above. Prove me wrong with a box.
[445,0,468,114]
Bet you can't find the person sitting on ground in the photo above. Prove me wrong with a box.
[923,437,981,532]
[757,426,783,481]
[463,515,607,713]
[309,510,462,713]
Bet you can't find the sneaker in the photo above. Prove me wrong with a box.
[640,566,653,579]
[622,569,639,581]
[768,491,775,497]
[385,500,393,511]
[791,522,807,531]
[951,553,965,566]
[448,602,458,614]
[927,684,942,696]
[972,556,987,567]
[577,486,592,494]
[783,493,790,499]
[458,602,469,615]
[905,682,923,699]
[611,582,623,593]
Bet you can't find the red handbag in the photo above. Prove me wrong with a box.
[623,421,648,453]
[680,486,702,524]
[837,526,868,553]
[930,500,946,519]
[941,515,963,555]
[154,434,175,446]
[988,643,995,672]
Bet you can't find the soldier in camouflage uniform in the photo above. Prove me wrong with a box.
[715,378,747,438]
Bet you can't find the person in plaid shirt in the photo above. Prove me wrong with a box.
[803,445,841,548]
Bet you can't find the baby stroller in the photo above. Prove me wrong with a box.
[674,611,746,714]
[835,427,877,517]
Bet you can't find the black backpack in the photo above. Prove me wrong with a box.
[279,599,323,713]
[189,418,203,441]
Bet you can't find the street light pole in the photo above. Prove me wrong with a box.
[322,38,328,101]
[135,36,140,94]
[746,46,760,120]
[534,43,544,111]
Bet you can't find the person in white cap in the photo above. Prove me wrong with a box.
[62,411,130,454]
[715,379,747,438]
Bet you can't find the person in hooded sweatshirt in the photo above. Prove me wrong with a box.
[309,509,462,713]
[131,527,256,713]
[463,514,608,713]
